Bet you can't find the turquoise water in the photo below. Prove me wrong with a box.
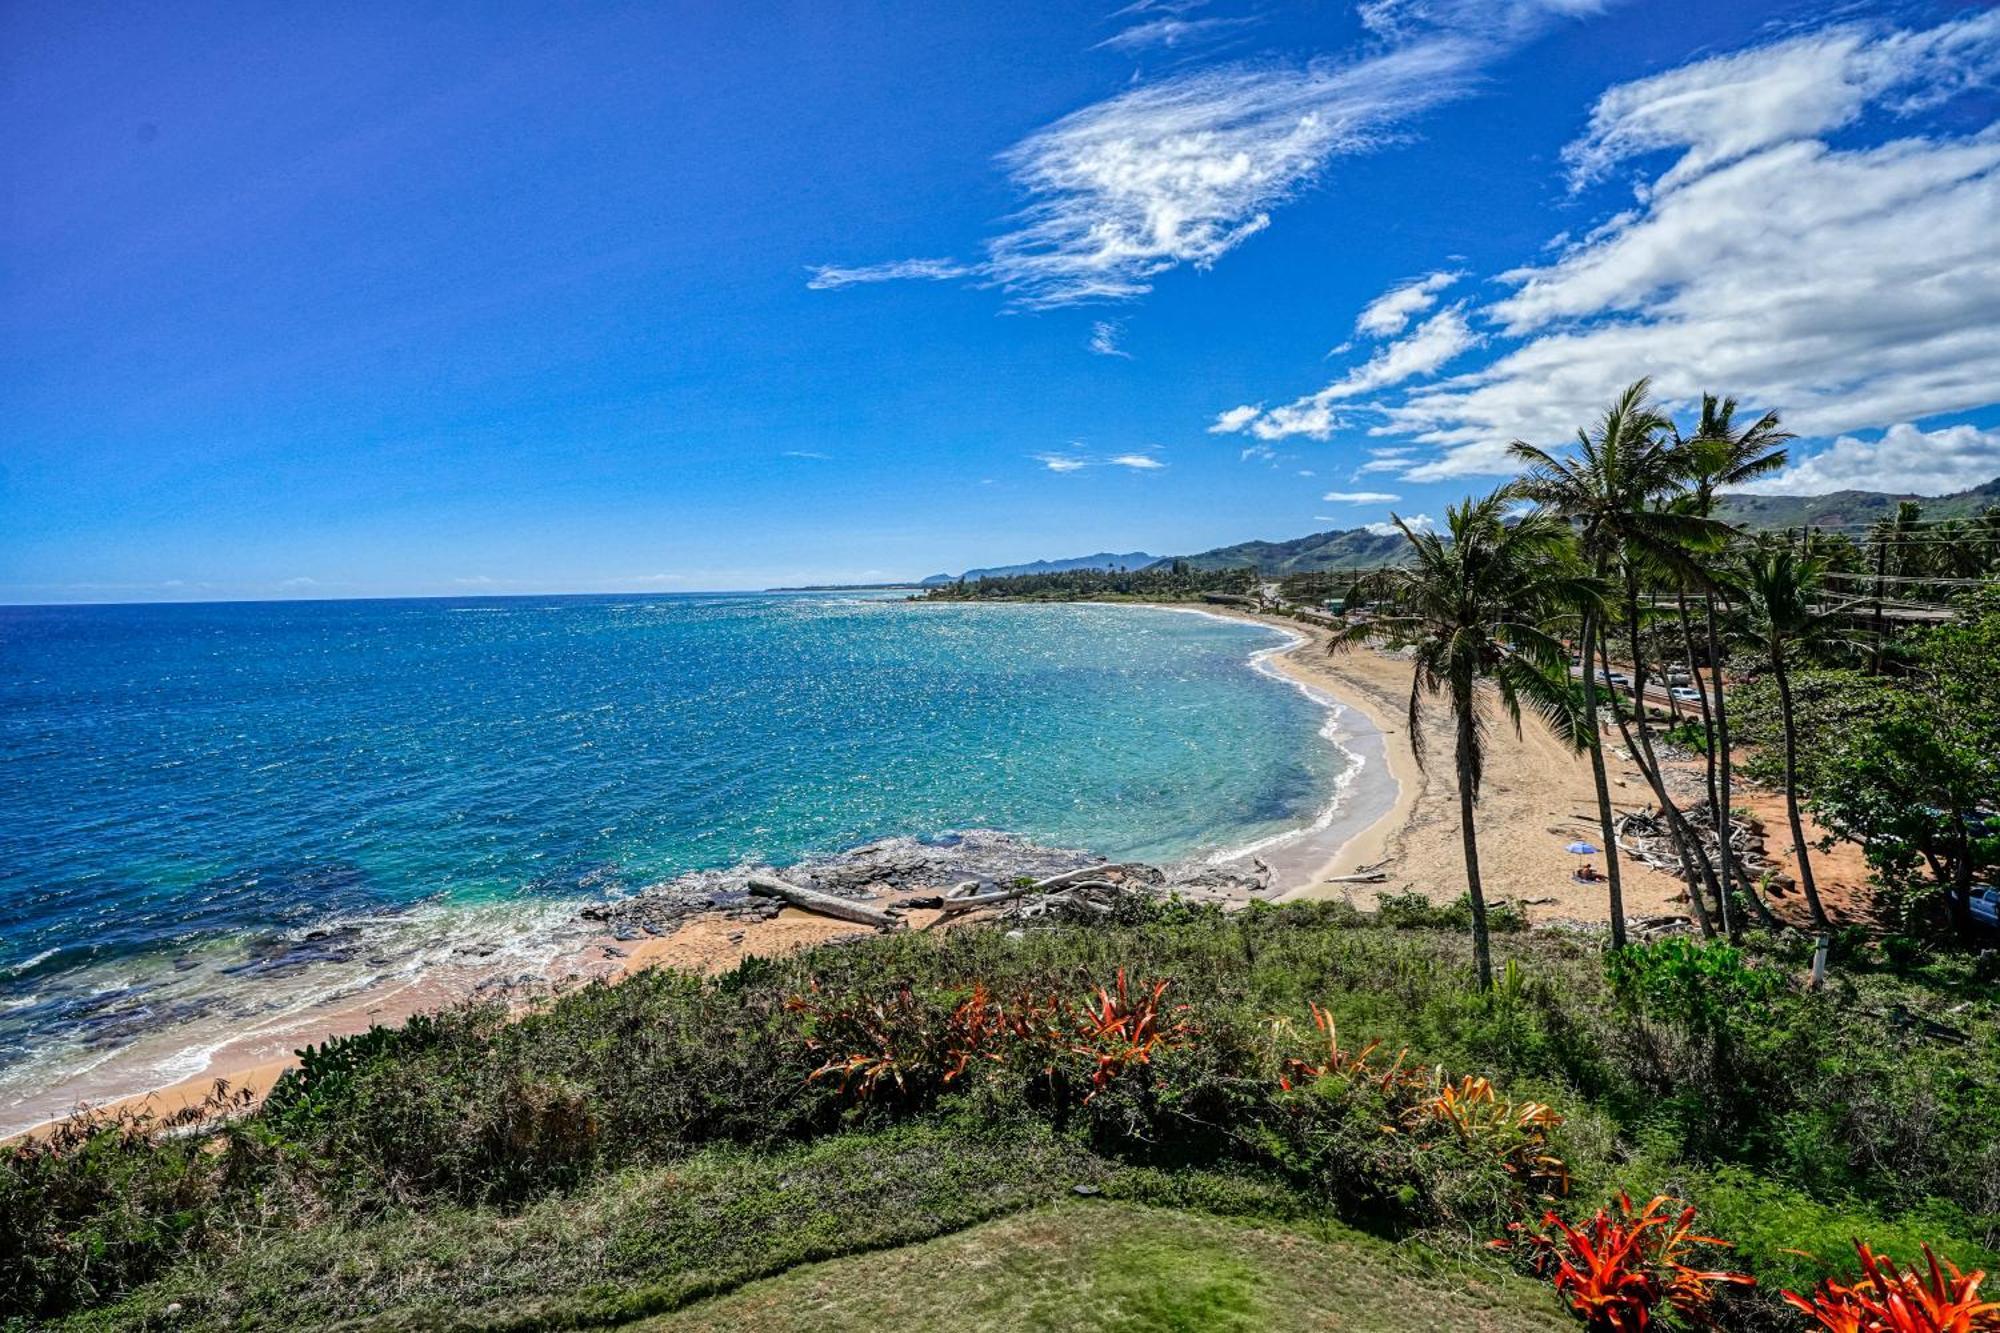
[0,592,1349,1126]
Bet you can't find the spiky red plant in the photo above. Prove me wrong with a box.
[1496,1193,1752,1330]
[1783,1243,2000,1332]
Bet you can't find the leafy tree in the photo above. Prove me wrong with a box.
[1332,490,1591,987]
[1805,591,2000,936]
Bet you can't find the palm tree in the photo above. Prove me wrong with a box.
[1738,546,1861,932]
[1509,380,1730,944]
[1332,491,1592,988]
[1678,396,1793,933]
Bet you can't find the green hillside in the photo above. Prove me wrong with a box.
[1153,526,1409,575]
[1713,475,2000,529]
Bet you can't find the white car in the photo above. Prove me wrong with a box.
[1669,686,1703,703]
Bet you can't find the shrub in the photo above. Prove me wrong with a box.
[1495,1193,1754,1330]
[0,1085,256,1321]
[1782,1242,2000,1332]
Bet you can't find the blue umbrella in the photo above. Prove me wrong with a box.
[1565,841,1600,855]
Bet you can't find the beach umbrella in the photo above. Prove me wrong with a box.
[1565,841,1600,855]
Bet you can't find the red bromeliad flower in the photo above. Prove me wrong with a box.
[1496,1193,1753,1330]
[1068,969,1192,1101]
[1783,1244,2000,1332]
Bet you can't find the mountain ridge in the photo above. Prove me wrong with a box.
[938,477,2000,582]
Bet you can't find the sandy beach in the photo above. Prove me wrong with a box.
[1194,607,1688,923]
[18,603,1695,1139]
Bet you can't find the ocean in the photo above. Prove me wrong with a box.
[0,592,1364,1132]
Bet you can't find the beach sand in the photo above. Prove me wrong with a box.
[16,603,1699,1139]
[1197,608,1688,923]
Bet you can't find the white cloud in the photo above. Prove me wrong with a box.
[1563,10,2000,194]
[1096,16,1255,53]
[781,449,832,459]
[1213,13,2000,481]
[1035,449,1167,472]
[1089,320,1132,357]
[1365,512,1435,535]
[806,258,973,290]
[1353,269,1462,337]
[1737,421,2000,497]
[1323,490,1403,502]
[1240,443,1276,461]
[814,1,1601,307]
[1220,305,1480,440]
[1210,404,1262,433]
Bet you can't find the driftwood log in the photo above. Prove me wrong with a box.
[928,864,1133,926]
[746,876,899,930]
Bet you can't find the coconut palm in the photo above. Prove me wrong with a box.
[1509,380,1731,944]
[1738,545,1862,932]
[1678,396,1793,932]
[1332,490,1594,988]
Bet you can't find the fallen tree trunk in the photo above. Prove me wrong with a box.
[746,876,899,930]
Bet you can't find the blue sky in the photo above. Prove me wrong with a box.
[3,0,1997,601]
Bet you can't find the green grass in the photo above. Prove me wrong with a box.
[17,903,2000,1330]
[638,1202,1574,1333]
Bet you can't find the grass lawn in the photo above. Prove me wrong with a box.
[638,1202,1575,1333]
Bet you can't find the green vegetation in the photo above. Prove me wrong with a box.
[1714,476,2000,531]
[12,902,2000,1330]
[916,560,1258,603]
[632,1202,1575,1333]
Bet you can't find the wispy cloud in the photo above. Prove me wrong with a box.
[1215,305,1480,440]
[1037,448,1168,472]
[1096,15,1258,54]
[781,449,832,460]
[806,258,973,290]
[1089,319,1132,357]
[814,1,1603,308]
[1353,270,1463,337]
[1322,490,1402,503]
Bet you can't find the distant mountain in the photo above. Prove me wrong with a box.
[919,551,1163,585]
[1155,526,1410,576]
[923,478,2000,588]
[1715,476,2000,529]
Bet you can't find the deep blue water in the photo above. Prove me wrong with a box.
[0,592,1345,1125]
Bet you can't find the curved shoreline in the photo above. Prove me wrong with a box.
[1124,604,1418,895]
[10,599,1681,1141]
[5,602,1373,1139]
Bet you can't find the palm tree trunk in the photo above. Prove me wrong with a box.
[1619,578,1719,936]
[1771,647,1830,930]
[1677,590,1731,936]
[1706,592,1780,930]
[1454,683,1493,990]
[1600,631,1716,938]
[1577,608,1626,949]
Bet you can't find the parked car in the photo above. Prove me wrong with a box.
[1971,886,1999,929]
[1669,686,1703,703]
